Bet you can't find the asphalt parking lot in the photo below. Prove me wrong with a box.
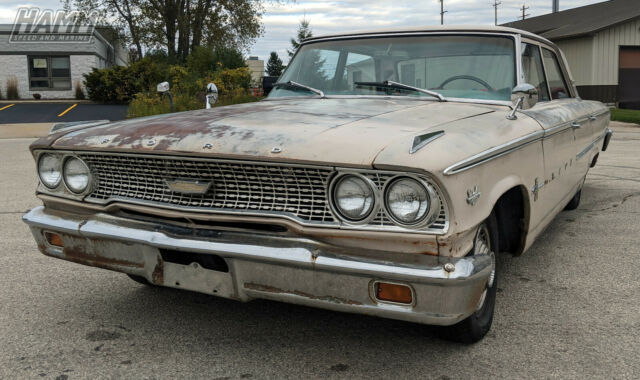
[0,124,638,379]
[0,102,128,124]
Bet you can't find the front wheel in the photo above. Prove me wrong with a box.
[439,214,498,343]
[564,188,581,211]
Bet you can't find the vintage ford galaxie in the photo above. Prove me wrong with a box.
[23,26,612,342]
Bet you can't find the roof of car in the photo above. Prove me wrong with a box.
[304,25,553,45]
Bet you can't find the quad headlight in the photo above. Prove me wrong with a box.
[63,157,91,193]
[331,174,376,222]
[384,177,440,226]
[38,153,62,188]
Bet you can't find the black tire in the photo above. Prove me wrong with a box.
[564,189,581,211]
[127,274,153,286]
[439,213,499,343]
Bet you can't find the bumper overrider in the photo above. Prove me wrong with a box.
[23,206,492,326]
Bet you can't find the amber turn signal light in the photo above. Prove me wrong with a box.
[44,232,64,247]
[375,282,413,304]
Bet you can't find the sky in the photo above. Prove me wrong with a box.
[0,0,605,62]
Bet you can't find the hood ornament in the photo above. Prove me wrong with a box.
[410,130,444,154]
[271,147,282,153]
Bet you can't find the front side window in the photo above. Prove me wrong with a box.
[28,56,71,90]
[271,35,516,101]
[521,43,550,101]
[541,48,570,99]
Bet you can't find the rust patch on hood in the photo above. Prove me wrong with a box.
[38,98,496,167]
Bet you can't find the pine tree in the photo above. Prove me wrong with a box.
[288,19,313,57]
[265,52,285,77]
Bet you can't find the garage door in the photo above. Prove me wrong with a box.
[619,46,640,110]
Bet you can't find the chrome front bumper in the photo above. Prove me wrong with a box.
[23,206,492,326]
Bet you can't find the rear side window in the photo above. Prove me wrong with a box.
[521,43,550,101]
[542,48,570,99]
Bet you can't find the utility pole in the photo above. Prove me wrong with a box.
[492,1,502,25]
[439,0,447,25]
[520,4,530,20]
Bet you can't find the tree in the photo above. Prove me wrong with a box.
[288,18,312,57]
[187,45,247,75]
[265,51,285,76]
[65,0,272,62]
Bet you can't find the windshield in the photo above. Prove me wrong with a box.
[269,35,516,101]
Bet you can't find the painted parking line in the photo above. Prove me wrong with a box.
[0,104,15,111]
[57,103,77,117]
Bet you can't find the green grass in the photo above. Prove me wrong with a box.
[610,108,640,125]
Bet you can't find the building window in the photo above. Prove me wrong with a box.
[28,56,71,90]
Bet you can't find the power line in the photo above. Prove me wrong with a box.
[520,4,530,20]
[492,0,502,25]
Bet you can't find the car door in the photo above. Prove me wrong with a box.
[519,42,581,213]
[540,47,595,187]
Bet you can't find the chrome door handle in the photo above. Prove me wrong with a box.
[571,122,581,129]
[589,115,597,121]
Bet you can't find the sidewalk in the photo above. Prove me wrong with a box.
[0,123,55,139]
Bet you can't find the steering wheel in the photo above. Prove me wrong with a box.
[438,75,494,92]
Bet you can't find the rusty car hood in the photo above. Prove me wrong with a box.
[43,98,496,167]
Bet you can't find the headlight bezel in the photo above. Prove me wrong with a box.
[328,172,380,225]
[382,175,441,228]
[37,153,63,189]
[62,156,92,194]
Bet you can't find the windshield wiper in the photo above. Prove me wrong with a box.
[273,81,325,98]
[354,80,445,102]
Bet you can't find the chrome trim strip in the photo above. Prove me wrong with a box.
[542,121,573,138]
[443,130,544,176]
[577,130,607,160]
[263,95,512,107]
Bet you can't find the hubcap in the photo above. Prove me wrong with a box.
[474,224,495,311]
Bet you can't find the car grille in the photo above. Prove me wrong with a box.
[78,153,448,233]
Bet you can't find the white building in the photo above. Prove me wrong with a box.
[0,25,128,99]
[505,0,640,109]
[245,56,264,87]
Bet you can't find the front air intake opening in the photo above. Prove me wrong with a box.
[159,249,229,272]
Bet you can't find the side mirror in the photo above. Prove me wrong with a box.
[157,81,170,93]
[511,84,538,109]
[206,82,218,109]
[507,83,538,120]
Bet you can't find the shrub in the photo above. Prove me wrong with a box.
[84,57,167,104]
[74,80,85,100]
[33,93,41,100]
[127,88,261,119]
[6,76,19,99]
